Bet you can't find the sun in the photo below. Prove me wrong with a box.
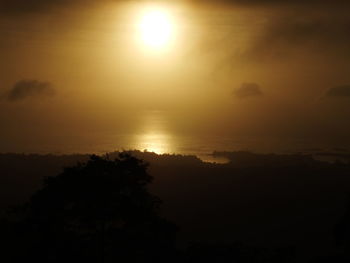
[138,8,174,49]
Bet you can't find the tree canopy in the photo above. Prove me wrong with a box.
[2,153,177,263]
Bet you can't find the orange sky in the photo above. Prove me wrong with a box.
[1,0,350,153]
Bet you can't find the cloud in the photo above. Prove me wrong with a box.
[7,80,55,101]
[242,14,350,61]
[1,0,349,15]
[326,85,350,98]
[187,0,350,8]
[0,0,98,14]
[2,0,347,14]
[233,83,263,98]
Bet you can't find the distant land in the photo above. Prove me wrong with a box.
[1,150,350,262]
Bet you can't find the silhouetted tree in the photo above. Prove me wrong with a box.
[2,153,177,263]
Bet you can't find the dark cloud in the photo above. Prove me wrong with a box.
[1,0,349,14]
[0,0,97,14]
[244,15,350,61]
[233,83,263,98]
[0,0,64,14]
[189,0,350,8]
[326,85,350,98]
[225,0,346,3]
[7,80,55,101]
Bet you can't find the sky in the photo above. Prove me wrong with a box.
[1,0,350,153]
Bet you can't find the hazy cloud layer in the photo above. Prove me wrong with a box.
[7,80,55,101]
[246,15,350,60]
[326,85,350,98]
[1,0,350,14]
[0,0,92,14]
[233,83,263,98]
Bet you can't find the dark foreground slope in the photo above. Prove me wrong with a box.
[1,151,350,262]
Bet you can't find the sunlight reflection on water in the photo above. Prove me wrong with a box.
[5,110,349,164]
[133,110,173,154]
[136,132,172,154]
[130,111,230,163]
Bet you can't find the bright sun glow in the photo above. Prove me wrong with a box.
[138,9,174,49]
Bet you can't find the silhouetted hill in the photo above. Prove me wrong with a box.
[1,151,350,262]
[213,151,318,167]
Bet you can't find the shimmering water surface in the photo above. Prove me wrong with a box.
[3,110,349,163]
